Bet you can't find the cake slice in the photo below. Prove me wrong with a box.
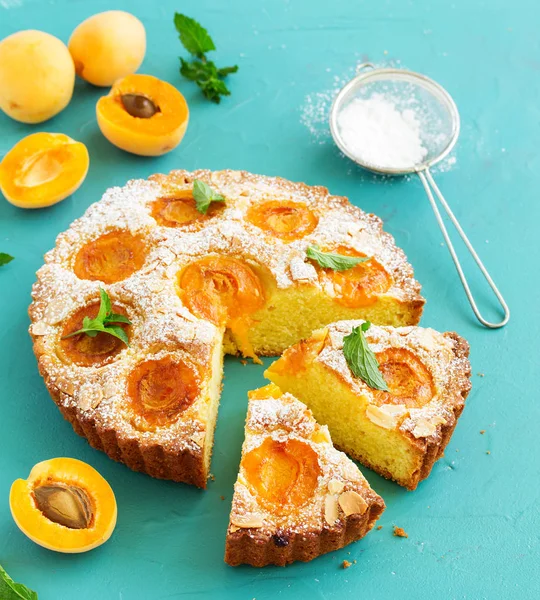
[225,384,385,567]
[266,321,472,490]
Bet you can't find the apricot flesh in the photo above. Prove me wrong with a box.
[68,11,146,87]
[126,356,200,430]
[0,30,75,123]
[246,201,318,242]
[152,192,223,227]
[59,301,131,367]
[242,437,320,516]
[10,457,117,553]
[73,230,147,284]
[0,133,89,209]
[317,246,393,307]
[177,256,265,359]
[372,348,435,408]
[96,74,189,156]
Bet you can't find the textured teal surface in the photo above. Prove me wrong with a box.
[0,0,538,598]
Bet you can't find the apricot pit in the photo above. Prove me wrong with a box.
[10,457,117,553]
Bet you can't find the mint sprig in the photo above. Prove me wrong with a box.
[306,245,370,271]
[192,179,225,214]
[343,322,389,391]
[0,253,14,267]
[62,288,131,347]
[0,564,38,600]
[174,13,238,103]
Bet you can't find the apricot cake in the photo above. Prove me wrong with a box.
[225,385,385,567]
[266,321,471,490]
[29,169,423,487]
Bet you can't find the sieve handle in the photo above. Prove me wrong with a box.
[417,168,510,328]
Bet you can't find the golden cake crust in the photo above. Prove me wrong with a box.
[29,169,424,486]
[225,386,385,567]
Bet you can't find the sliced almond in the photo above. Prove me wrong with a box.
[159,249,176,266]
[289,257,317,282]
[55,377,74,396]
[324,494,339,526]
[102,380,117,400]
[147,278,165,293]
[31,321,50,336]
[366,404,408,430]
[78,385,103,412]
[327,479,345,495]
[230,512,264,529]
[44,299,70,325]
[338,490,368,516]
[189,431,205,448]
[412,418,437,438]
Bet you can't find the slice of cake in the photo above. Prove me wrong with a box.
[225,384,385,567]
[265,321,472,490]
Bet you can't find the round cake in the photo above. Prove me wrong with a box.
[29,169,424,487]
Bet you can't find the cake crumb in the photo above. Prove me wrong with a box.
[220,495,225,501]
[477,372,485,377]
[209,473,216,481]
[241,359,247,366]
[480,430,486,434]
[342,560,352,569]
[486,451,491,455]
[393,526,408,538]
[377,525,383,530]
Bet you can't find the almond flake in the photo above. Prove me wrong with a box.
[412,419,437,438]
[31,321,50,336]
[147,279,165,293]
[230,513,264,529]
[338,490,368,516]
[78,385,103,411]
[189,432,205,448]
[324,494,339,526]
[102,380,117,399]
[56,377,74,396]
[366,404,408,430]
[327,479,345,495]
[44,299,71,325]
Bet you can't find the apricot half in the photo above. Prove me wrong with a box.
[317,246,393,308]
[246,200,318,242]
[242,437,320,516]
[177,256,265,359]
[0,30,75,123]
[372,348,435,408]
[69,11,146,87]
[10,457,117,553]
[0,133,89,209]
[151,191,223,228]
[73,230,147,284]
[126,356,200,431]
[96,74,189,156]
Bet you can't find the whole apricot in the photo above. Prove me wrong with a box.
[68,11,146,87]
[0,30,75,124]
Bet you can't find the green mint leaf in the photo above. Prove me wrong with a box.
[343,322,389,391]
[174,13,216,57]
[97,288,111,322]
[0,564,38,600]
[102,325,130,346]
[200,77,231,103]
[0,253,14,267]
[306,245,370,271]
[217,65,238,77]
[192,179,225,214]
[104,313,132,325]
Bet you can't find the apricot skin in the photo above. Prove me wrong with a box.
[69,11,146,87]
[0,30,75,124]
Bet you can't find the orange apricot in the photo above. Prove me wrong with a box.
[126,356,200,430]
[246,200,318,242]
[317,246,393,308]
[59,301,131,367]
[96,74,189,156]
[73,231,147,284]
[151,191,223,227]
[177,256,265,359]
[242,437,320,515]
[372,348,435,408]
[10,457,117,553]
[0,133,89,209]
[69,11,146,87]
[0,30,74,123]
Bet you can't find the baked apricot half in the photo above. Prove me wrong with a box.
[10,457,117,553]
[317,246,393,308]
[0,133,89,209]
[243,437,320,516]
[372,348,435,408]
[151,190,223,227]
[246,200,318,242]
[177,256,265,360]
[96,74,189,156]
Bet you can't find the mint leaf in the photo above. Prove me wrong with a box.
[217,65,239,77]
[0,253,14,267]
[192,179,225,214]
[306,245,370,271]
[174,13,215,57]
[343,322,389,391]
[0,564,38,600]
[62,288,131,347]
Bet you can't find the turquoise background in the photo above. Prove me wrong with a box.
[0,0,538,598]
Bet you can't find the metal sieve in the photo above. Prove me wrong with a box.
[330,63,509,328]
